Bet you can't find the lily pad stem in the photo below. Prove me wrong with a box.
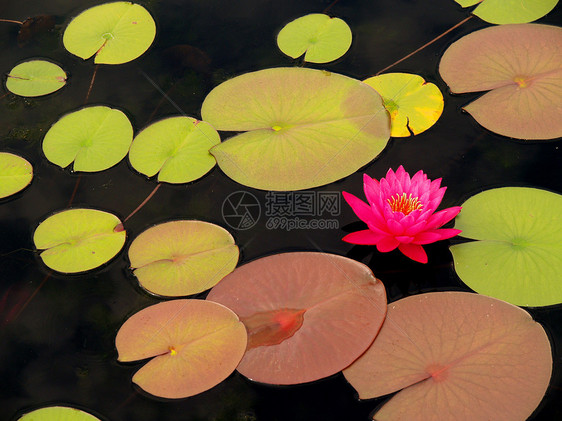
[0,18,23,25]
[84,64,99,104]
[115,183,162,232]
[375,15,473,76]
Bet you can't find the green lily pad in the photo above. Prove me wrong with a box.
[201,67,390,191]
[0,152,33,199]
[18,406,101,421]
[128,116,220,183]
[6,60,67,97]
[450,187,562,307]
[128,220,239,297]
[277,14,352,63]
[43,106,133,172]
[63,2,156,65]
[34,208,126,273]
[363,73,443,137]
[455,0,559,24]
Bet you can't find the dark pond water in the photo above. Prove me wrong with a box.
[1,0,561,420]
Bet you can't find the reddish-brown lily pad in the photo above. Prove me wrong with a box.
[439,24,562,140]
[206,252,387,385]
[343,292,552,421]
[116,299,247,399]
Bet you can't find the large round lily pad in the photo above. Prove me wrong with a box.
[277,14,352,63]
[363,73,443,137]
[344,292,552,421]
[128,220,239,297]
[63,2,156,65]
[0,152,33,199]
[439,24,562,140]
[116,299,247,399]
[206,252,387,385]
[455,0,559,24]
[201,67,390,191]
[18,406,101,421]
[34,208,126,273]
[6,60,67,97]
[43,106,133,172]
[128,116,220,183]
[450,187,562,307]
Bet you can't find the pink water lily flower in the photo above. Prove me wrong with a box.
[342,166,462,263]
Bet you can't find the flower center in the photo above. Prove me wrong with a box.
[387,193,423,215]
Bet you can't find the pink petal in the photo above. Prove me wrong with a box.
[413,228,462,244]
[376,236,400,252]
[405,220,427,235]
[342,230,386,245]
[398,243,428,263]
[425,206,462,230]
[395,235,414,243]
[386,219,404,235]
[363,174,381,204]
[342,191,375,224]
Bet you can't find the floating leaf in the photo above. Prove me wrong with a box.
[43,106,133,172]
[363,73,443,137]
[201,67,390,191]
[344,292,552,421]
[63,2,156,65]
[34,208,126,273]
[439,24,562,140]
[207,252,387,385]
[18,406,101,421]
[0,152,33,199]
[450,187,562,307]
[455,0,559,24]
[116,299,247,399]
[6,60,66,97]
[128,116,220,183]
[128,220,239,297]
[277,14,352,63]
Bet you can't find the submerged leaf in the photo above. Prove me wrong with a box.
[33,208,126,273]
[43,106,133,172]
[439,24,562,140]
[207,252,387,385]
[0,152,33,199]
[201,67,390,191]
[455,0,559,24]
[363,73,443,137]
[344,292,552,421]
[450,187,562,307]
[128,220,239,297]
[116,299,247,399]
[63,2,156,64]
[18,406,101,421]
[6,60,66,97]
[277,14,352,63]
[129,116,220,183]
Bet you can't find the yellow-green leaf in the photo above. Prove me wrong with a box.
[454,0,559,24]
[6,60,67,97]
[0,152,33,199]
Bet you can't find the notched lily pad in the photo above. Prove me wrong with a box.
[277,13,352,63]
[439,24,562,140]
[344,292,552,421]
[128,220,239,297]
[128,116,220,183]
[364,73,444,137]
[63,1,156,64]
[201,67,390,191]
[0,152,33,199]
[116,299,247,399]
[6,60,67,97]
[17,406,101,421]
[33,208,126,273]
[43,106,133,172]
[450,187,562,307]
[455,0,559,24]
[207,252,387,385]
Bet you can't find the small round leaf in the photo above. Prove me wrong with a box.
[63,2,156,65]
[0,152,33,199]
[129,116,220,183]
[455,0,559,24]
[6,60,67,97]
[18,406,101,421]
[277,14,352,63]
[34,208,126,273]
[43,106,133,172]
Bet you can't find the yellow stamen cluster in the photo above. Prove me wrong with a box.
[387,193,423,215]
